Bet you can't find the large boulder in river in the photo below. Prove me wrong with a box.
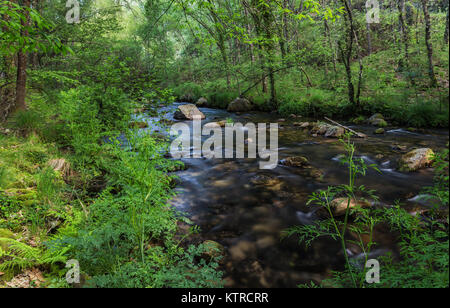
[311,122,345,138]
[227,98,253,112]
[367,114,388,127]
[174,104,206,120]
[399,148,434,172]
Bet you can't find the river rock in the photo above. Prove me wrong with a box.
[250,174,282,187]
[202,240,225,259]
[325,126,345,138]
[204,120,227,128]
[367,114,388,127]
[311,122,345,138]
[399,148,434,172]
[374,128,385,134]
[300,122,311,128]
[174,104,206,120]
[227,98,253,112]
[280,156,324,179]
[280,156,309,167]
[196,97,208,107]
[321,198,371,217]
[391,144,408,152]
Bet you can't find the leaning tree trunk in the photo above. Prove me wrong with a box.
[15,0,31,112]
[421,0,437,87]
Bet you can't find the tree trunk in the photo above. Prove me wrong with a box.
[397,0,410,68]
[366,22,372,55]
[261,0,276,104]
[15,0,31,112]
[0,1,16,120]
[444,2,449,44]
[339,0,356,106]
[421,0,437,87]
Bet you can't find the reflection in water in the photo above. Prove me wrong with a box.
[143,103,449,287]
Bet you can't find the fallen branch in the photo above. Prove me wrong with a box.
[324,117,367,138]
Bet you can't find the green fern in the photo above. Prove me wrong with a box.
[0,238,40,273]
[0,238,69,275]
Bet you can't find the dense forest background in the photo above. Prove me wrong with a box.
[1,0,449,126]
[0,0,448,288]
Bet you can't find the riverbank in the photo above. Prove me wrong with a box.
[0,103,223,288]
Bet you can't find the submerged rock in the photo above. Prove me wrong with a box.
[250,174,282,187]
[174,104,206,120]
[227,98,253,112]
[280,156,309,167]
[280,156,324,179]
[391,144,408,152]
[398,148,434,172]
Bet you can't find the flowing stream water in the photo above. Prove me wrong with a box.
[138,103,449,287]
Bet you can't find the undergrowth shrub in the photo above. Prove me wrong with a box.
[49,132,223,287]
[172,82,202,103]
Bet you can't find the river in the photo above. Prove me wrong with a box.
[137,102,449,287]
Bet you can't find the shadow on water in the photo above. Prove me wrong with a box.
[141,103,449,287]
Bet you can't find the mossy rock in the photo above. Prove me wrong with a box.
[368,114,388,127]
[399,148,434,172]
[352,116,366,124]
[202,240,225,259]
[374,128,385,134]
[280,156,309,167]
[376,119,388,127]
